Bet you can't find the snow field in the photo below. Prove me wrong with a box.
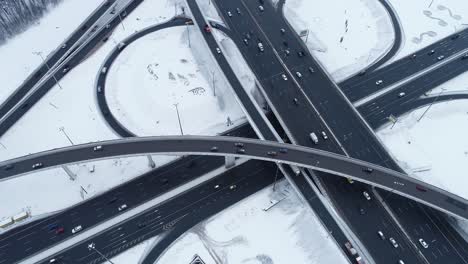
[283,0,394,81]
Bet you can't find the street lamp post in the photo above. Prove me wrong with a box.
[417,88,446,122]
[186,24,191,48]
[118,13,126,30]
[88,243,115,264]
[32,51,63,89]
[59,126,74,145]
[174,103,184,135]
[273,165,280,191]
[211,71,216,96]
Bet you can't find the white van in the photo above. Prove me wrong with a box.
[309,132,318,144]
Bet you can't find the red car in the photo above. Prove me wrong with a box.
[204,24,211,33]
[55,227,65,234]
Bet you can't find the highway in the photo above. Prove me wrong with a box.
[188,1,360,262]
[358,53,468,128]
[340,29,468,102]
[213,0,468,263]
[0,0,116,120]
[33,160,279,264]
[211,0,423,263]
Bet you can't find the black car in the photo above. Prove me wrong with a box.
[4,164,13,170]
[210,146,218,152]
[297,51,305,57]
[108,197,118,204]
[160,178,169,185]
[359,207,366,215]
[363,167,374,173]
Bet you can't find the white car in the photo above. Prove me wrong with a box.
[227,11,232,17]
[295,72,302,78]
[321,131,328,140]
[216,47,221,54]
[437,55,445,61]
[72,225,83,234]
[363,191,371,201]
[389,237,398,248]
[281,74,288,81]
[398,92,406,98]
[214,184,220,189]
[93,145,103,151]
[229,185,237,190]
[419,238,429,248]
[258,42,264,52]
[118,204,127,211]
[377,231,385,240]
[32,162,43,169]
[375,79,383,85]
[258,5,264,12]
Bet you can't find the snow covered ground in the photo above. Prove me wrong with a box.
[282,0,394,81]
[387,0,468,62]
[110,181,347,264]
[106,25,246,136]
[0,0,102,105]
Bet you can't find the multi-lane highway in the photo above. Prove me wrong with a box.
[211,1,468,263]
[32,160,280,264]
[340,29,468,102]
[359,53,468,128]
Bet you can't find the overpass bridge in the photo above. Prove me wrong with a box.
[0,135,466,220]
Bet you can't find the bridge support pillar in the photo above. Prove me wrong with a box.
[147,155,156,168]
[225,156,235,169]
[61,165,77,181]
